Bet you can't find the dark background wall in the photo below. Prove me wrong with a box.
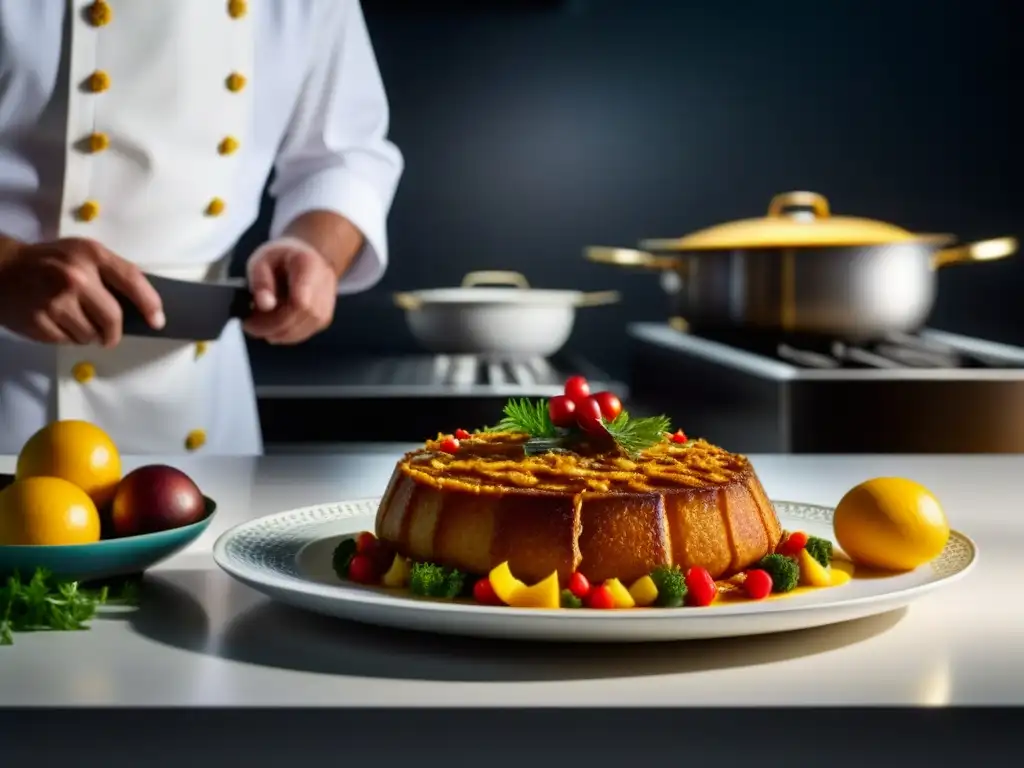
[240,0,1024,377]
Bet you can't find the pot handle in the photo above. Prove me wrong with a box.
[393,292,421,310]
[767,191,832,219]
[932,236,1018,269]
[584,246,679,270]
[460,271,531,288]
[575,290,621,307]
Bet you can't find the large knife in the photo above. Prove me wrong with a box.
[111,273,255,342]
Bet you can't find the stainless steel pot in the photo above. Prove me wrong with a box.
[586,191,1018,338]
[394,271,619,359]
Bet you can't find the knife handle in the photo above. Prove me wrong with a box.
[230,289,255,320]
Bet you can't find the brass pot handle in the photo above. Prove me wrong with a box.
[932,236,1018,269]
[584,246,679,270]
[393,292,421,311]
[575,290,621,307]
[767,191,832,219]
[460,270,530,288]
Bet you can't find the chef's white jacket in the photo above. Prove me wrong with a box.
[0,0,404,456]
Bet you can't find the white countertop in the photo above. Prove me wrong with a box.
[1,449,1022,707]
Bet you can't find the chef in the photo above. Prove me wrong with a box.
[0,0,403,456]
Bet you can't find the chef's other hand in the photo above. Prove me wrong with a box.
[244,237,338,344]
[0,237,164,347]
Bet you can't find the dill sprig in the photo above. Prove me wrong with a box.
[493,398,559,438]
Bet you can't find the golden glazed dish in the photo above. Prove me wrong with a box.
[374,433,783,585]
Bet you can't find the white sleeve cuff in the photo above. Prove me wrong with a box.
[269,168,389,295]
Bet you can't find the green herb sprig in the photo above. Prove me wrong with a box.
[494,398,559,439]
[0,568,141,646]
[604,411,672,457]
[486,396,675,459]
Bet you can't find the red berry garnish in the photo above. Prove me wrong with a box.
[591,391,623,421]
[563,375,591,405]
[575,396,606,436]
[743,569,773,600]
[567,572,591,599]
[472,578,500,605]
[685,566,717,607]
[777,530,809,556]
[355,531,377,555]
[454,428,471,440]
[670,429,688,444]
[439,436,460,454]
[586,584,615,609]
[548,395,578,428]
[348,555,376,584]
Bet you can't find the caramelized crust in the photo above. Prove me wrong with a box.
[375,434,782,584]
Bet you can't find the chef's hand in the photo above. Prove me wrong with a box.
[0,236,164,347]
[243,237,338,344]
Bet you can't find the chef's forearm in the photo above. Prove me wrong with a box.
[282,210,366,282]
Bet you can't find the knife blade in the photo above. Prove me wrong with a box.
[111,273,254,342]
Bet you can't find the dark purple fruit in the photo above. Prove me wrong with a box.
[111,464,206,536]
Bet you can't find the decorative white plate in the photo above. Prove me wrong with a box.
[212,499,976,643]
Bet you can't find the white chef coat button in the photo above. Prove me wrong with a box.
[86,1,112,27]
[185,429,207,452]
[86,132,110,153]
[76,200,101,222]
[227,0,248,19]
[205,198,226,217]
[226,72,247,93]
[85,70,111,93]
[72,361,96,384]
[218,136,240,156]
[194,342,209,360]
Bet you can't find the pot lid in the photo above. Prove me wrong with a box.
[640,191,954,251]
[394,271,619,309]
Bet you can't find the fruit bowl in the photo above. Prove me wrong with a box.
[0,473,217,582]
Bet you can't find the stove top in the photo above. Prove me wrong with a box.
[630,324,1024,379]
[628,323,1024,453]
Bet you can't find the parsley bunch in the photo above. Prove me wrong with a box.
[0,568,141,646]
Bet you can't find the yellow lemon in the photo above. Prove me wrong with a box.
[16,420,122,509]
[0,477,101,546]
[833,477,950,572]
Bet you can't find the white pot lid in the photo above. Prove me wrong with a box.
[395,271,618,309]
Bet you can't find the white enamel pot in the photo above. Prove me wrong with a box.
[394,271,619,360]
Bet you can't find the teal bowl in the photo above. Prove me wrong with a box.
[0,473,216,582]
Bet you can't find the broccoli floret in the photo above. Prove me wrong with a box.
[408,562,465,598]
[331,539,357,579]
[408,562,446,596]
[561,589,583,609]
[649,565,688,607]
[442,569,466,599]
[805,536,833,568]
[757,554,800,593]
